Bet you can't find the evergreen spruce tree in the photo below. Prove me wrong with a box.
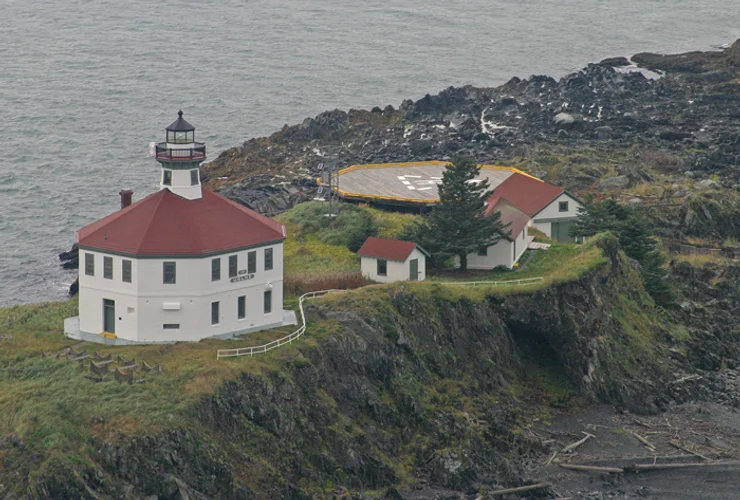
[571,197,672,304]
[426,157,510,271]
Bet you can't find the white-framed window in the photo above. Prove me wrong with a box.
[559,201,569,212]
[377,259,387,276]
[212,258,221,281]
[264,290,272,314]
[211,301,220,325]
[229,255,238,278]
[248,251,257,273]
[163,324,180,329]
[264,248,273,271]
[163,170,172,186]
[163,262,176,284]
[103,256,113,279]
[190,169,199,185]
[85,253,95,276]
[238,296,246,319]
[122,259,132,283]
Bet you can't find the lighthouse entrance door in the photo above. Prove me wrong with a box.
[103,299,116,334]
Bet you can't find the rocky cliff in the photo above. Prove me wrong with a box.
[7,237,691,499]
[203,41,740,241]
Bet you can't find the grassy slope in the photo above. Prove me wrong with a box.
[0,203,613,486]
[279,201,420,275]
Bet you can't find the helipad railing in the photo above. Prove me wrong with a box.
[215,277,544,360]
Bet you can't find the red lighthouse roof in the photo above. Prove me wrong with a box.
[77,189,286,257]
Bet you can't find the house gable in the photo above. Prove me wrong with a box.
[532,191,583,221]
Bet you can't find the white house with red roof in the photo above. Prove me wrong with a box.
[456,197,531,270]
[65,112,292,344]
[489,173,583,243]
[358,237,428,283]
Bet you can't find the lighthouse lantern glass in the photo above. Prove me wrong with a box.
[168,130,194,144]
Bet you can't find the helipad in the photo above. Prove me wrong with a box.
[330,161,534,206]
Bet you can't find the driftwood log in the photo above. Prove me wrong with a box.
[627,430,656,451]
[625,461,740,473]
[490,482,552,497]
[562,432,595,453]
[559,463,623,473]
[669,440,712,461]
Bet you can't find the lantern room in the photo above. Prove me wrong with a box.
[166,110,196,144]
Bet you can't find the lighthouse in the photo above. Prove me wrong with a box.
[153,110,206,200]
[65,112,291,344]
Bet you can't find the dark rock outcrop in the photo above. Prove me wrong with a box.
[201,40,740,227]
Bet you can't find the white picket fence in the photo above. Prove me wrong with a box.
[216,289,338,360]
[215,277,543,360]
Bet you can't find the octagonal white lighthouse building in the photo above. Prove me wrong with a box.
[65,112,289,344]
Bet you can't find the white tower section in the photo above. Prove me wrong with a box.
[152,110,206,200]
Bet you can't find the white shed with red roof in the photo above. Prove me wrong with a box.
[65,113,292,344]
[357,237,428,283]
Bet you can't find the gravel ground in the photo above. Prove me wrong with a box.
[529,403,740,499]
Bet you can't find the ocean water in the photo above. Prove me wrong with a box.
[1,0,737,306]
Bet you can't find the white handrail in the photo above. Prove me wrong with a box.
[215,277,544,360]
[216,289,339,360]
[444,277,544,287]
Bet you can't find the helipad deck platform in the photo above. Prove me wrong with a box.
[330,161,534,206]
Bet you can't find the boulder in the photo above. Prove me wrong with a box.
[596,126,614,139]
[598,56,631,67]
[697,179,720,189]
[553,113,575,127]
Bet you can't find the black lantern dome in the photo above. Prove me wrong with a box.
[166,110,195,144]
[153,110,206,162]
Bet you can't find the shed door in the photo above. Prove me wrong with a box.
[409,259,419,281]
[103,299,115,333]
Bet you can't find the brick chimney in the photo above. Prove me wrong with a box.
[119,189,133,209]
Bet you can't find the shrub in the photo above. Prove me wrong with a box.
[641,151,685,173]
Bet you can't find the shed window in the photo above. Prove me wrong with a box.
[264,248,273,271]
[211,301,220,325]
[103,256,113,279]
[163,262,176,284]
[238,296,246,319]
[559,201,569,212]
[122,259,132,283]
[264,290,272,314]
[212,258,221,281]
[229,255,237,278]
[190,169,199,185]
[248,251,257,273]
[377,259,387,276]
[85,253,95,276]
[163,170,172,186]
[477,247,487,256]
[163,324,180,329]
